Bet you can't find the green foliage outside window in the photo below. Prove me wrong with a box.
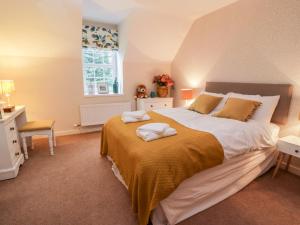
[82,48,120,95]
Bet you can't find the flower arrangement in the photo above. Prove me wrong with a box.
[153,74,175,87]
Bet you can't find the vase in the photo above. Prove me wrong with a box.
[113,78,119,94]
[157,86,168,97]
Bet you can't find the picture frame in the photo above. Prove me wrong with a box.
[97,82,109,94]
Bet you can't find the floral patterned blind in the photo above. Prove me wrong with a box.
[82,25,119,50]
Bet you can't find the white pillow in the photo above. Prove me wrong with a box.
[202,91,228,114]
[228,92,280,123]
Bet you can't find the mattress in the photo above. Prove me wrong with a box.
[151,147,277,225]
[108,147,277,225]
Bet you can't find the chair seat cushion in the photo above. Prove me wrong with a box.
[19,120,55,132]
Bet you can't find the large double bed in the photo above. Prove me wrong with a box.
[100,82,293,225]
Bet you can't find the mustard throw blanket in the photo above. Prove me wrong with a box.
[101,112,224,225]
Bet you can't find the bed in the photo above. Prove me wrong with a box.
[101,82,293,225]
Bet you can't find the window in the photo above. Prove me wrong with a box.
[82,48,122,96]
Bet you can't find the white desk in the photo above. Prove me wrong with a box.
[0,106,27,180]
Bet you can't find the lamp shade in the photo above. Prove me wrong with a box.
[181,89,193,100]
[0,80,15,96]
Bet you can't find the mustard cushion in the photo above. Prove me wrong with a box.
[19,120,55,132]
[189,94,223,114]
[214,97,261,122]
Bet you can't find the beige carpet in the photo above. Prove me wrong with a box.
[0,132,299,225]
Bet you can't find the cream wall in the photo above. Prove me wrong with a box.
[0,1,192,134]
[0,0,84,134]
[172,0,300,135]
[118,9,192,104]
[171,0,300,172]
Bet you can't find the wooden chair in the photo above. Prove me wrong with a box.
[19,120,56,159]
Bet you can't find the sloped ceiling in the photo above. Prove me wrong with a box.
[83,0,137,24]
[135,0,240,20]
[83,0,240,62]
[83,0,239,23]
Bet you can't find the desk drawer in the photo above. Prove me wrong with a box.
[5,120,21,163]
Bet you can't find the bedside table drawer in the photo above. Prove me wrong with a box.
[137,98,173,111]
[160,101,173,108]
[277,141,300,158]
[144,102,160,110]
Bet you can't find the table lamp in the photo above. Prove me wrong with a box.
[0,80,15,112]
[181,89,193,106]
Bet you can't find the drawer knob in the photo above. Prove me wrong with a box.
[12,140,17,144]
[150,105,153,107]
[15,152,20,156]
[164,104,167,106]
[10,127,15,131]
[295,150,299,153]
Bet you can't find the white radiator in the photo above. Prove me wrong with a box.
[80,102,131,126]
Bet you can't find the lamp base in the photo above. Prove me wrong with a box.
[3,106,15,113]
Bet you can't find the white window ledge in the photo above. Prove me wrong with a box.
[84,93,124,98]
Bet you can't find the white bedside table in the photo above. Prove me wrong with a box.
[273,135,300,178]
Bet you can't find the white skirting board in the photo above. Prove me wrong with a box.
[54,126,102,136]
[33,126,102,138]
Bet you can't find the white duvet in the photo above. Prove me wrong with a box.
[154,108,279,159]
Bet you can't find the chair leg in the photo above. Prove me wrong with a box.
[52,129,57,147]
[31,137,35,150]
[48,131,54,156]
[22,137,29,159]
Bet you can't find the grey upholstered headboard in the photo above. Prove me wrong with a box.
[205,82,293,125]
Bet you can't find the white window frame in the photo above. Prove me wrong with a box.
[82,48,123,97]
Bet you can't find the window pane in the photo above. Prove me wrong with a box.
[94,53,104,64]
[104,67,112,76]
[86,83,95,95]
[84,67,95,95]
[83,51,93,64]
[84,67,95,82]
[95,67,104,81]
[103,52,113,64]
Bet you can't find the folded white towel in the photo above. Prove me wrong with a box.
[122,110,146,119]
[122,114,150,123]
[136,127,177,142]
[137,123,170,134]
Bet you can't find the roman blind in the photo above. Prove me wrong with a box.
[82,25,119,50]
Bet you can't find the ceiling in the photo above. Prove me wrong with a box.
[83,0,240,24]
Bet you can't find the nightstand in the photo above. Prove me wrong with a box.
[272,135,300,178]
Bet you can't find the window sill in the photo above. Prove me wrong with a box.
[84,93,124,98]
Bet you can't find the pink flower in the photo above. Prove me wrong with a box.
[153,74,174,87]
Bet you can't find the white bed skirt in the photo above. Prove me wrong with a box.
[107,147,277,225]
